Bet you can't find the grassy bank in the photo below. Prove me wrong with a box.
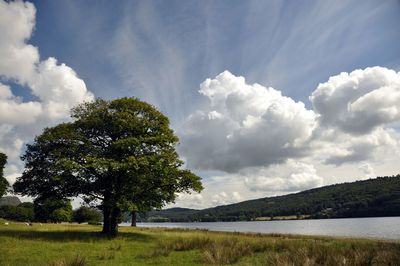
[0,221,399,265]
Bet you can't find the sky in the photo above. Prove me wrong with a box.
[1,0,400,209]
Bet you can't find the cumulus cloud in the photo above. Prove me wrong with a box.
[0,125,24,161]
[0,1,37,83]
[311,66,400,134]
[309,67,400,165]
[319,128,400,166]
[181,67,400,172]
[31,57,93,120]
[179,71,316,172]
[0,83,42,124]
[244,160,323,192]
[359,163,375,179]
[172,192,204,209]
[178,67,400,202]
[0,0,94,184]
[211,191,242,206]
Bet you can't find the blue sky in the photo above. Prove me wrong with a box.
[28,0,400,122]
[1,0,400,208]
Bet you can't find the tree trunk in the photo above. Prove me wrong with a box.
[131,210,136,227]
[102,205,111,234]
[110,206,121,237]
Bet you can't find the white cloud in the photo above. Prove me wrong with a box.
[31,57,93,119]
[0,1,37,83]
[309,67,400,165]
[177,67,400,207]
[4,163,22,185]
[244,160,323,192]
[311,66,400,134]
[181,68,400,172]
[319,127,400,166]
[359,163,375,179]
[212,191,242,206]
[172,192,204,209]
[0,83,42,125]
[0,0,94,183]
[179,70,316,172]
[0,125,24,161]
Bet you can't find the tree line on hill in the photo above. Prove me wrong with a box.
[143,175,400,222]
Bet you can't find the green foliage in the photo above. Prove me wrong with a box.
[147,175,400,222]
[34,197,72,223]
[13,97,202,236]
[0,202,34,222]
[73,206,102,224]
[50,208,72,223]
[0,153,8,197]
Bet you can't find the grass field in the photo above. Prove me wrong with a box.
[0,220,399,266]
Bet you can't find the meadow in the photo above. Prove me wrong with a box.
[0,219,399,266]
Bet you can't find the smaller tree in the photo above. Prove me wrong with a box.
[0,153,9,198]
[73,206,102,224]
[34,197,72,223]
[50,208,72,223]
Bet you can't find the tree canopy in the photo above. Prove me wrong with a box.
[0,153,8,198]
[34,197,72,223]
[73,206,102,224]
[14,97,202,236]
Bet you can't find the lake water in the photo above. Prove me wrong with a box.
[121,217,400,240]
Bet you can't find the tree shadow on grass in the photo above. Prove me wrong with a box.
[0,229,154,242]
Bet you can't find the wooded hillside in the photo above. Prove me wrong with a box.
[144,175,400,222]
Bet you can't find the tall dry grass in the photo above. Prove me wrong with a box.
[151,234,400,265]
[47,255,87,266]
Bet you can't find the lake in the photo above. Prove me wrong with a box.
[121,217,400,240]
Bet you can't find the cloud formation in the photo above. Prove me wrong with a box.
[244,160,323,192]
[180,67,400,194]
[0,1,94,182]
[311,67,400,134]
[359,163,375,179]
[211,191,242,206]
[0,1,37,83]
[180,71,316,172]
[318,127,400,166]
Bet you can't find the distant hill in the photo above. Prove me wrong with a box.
[143,175,400,222]
[0,196,21,207]
[147,207,197,216]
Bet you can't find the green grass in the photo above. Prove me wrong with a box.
[0,221,399,265]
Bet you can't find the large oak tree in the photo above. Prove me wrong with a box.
[14,97,202,236]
